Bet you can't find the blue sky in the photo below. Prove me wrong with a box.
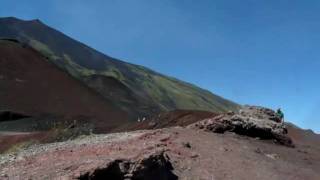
[1,0,319,133]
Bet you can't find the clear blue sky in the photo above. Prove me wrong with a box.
[1,0,319,133]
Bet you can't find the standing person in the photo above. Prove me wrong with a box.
[276,108,284,123]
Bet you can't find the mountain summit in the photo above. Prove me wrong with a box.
[0,17,239,120]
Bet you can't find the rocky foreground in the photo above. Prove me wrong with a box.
[0,106,319,180]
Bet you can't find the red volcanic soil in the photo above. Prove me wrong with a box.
[1,127,319,179]
[147,109,217,128]
[0,107,319,179]
[121,109,218,131]
[0,40,128,131]
[0,132,49,153]
[286,124,320,157]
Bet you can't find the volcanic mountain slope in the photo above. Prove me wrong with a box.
[0,39,129,132]
[0,17,239,119]
[0,106,319,180]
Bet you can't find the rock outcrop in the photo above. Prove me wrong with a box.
[78,151,177,180]
[190,106,294,147]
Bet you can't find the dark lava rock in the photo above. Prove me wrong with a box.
[78,151,178,180]
[0,110,31,122]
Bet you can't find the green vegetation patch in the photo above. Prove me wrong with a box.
[29,39,59,60]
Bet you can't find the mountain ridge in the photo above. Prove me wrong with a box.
[0,39,129,132]
[0,17,240,119]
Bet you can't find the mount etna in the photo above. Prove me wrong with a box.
[0,17,319,180]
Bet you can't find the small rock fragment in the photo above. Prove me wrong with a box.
[182,142,191,149]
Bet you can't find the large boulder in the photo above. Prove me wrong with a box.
[189,106,294,147]
[78,151,177,180]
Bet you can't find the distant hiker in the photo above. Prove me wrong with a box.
[276,108,284,123]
